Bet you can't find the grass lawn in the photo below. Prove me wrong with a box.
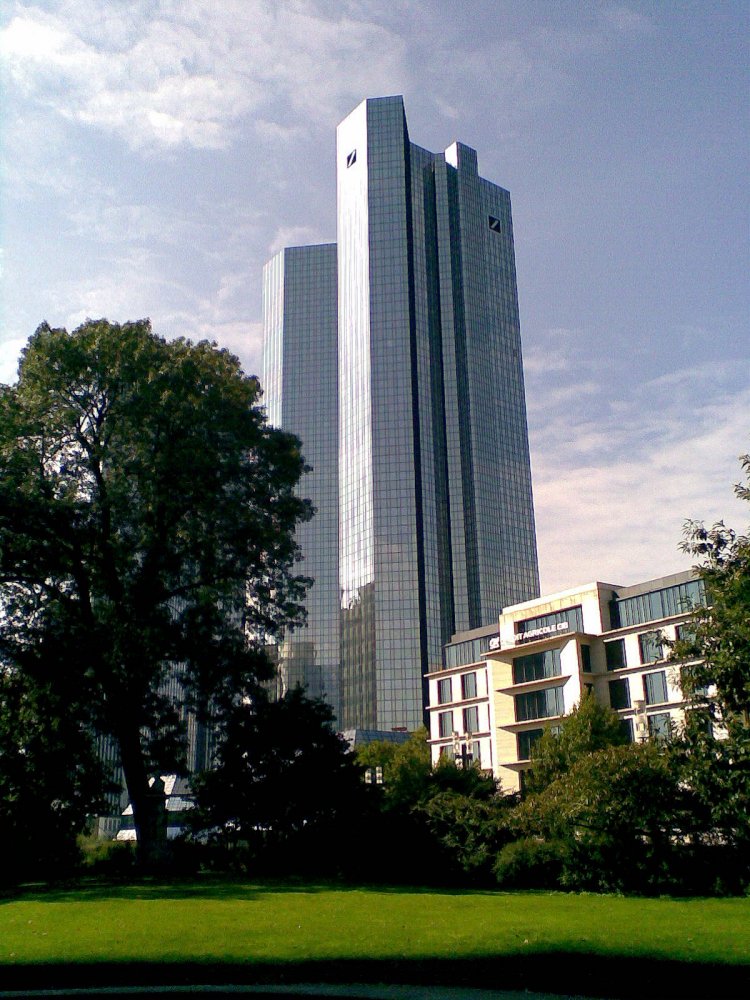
[1,880,749,994]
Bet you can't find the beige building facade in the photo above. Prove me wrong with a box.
[427,570,704,792]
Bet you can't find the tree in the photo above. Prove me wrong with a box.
[0,669,109,885]
[526,689,628,793]
[668,454,750,890]
[354,729,503,885]
[416,790,513,884]
[508,742,691,893]
[190,687,361,872]
[500,694,680,893]
[675,454,750,726]
[0,319,311,866]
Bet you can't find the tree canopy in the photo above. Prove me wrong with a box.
[0,319,312,864]
[526,689,627,793]
[668,454,750,889]
[675,454,750,727]
[190,687,360,873]
[0,668,109,884]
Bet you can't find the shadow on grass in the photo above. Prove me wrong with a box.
[2,953,748,999]
[0,877,490,905]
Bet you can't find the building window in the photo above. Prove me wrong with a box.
[580,644,592,672]
[639,631,664,664]
[515,686,565,722]
[648,712,672,741]
[619,717,634,743]
[462,740,482,766]
[443,634,493,669]
[643,670,668,705]
[605,639,626,671]
[675,622,697,644]
[461,671,478,699]
[488,215,502,232]
[517,728,544,761]
[512,647,561,684]
[437,678,452,704]
[346,149,357,168]
[438,711,453,738]
[463,705,480,733]
[611,579,706,628]
[609,678,631,710]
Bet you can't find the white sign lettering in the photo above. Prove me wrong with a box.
[516,621,570,643]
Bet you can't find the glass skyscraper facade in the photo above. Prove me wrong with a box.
[262,244,340,719]
[263,96,539,733]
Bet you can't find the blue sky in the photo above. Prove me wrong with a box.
[1,0,748,594]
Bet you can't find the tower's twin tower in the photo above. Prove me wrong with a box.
[263,96,539,732]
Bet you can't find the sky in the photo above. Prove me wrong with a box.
[1,0,748,596]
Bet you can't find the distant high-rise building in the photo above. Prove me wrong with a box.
[262,244,340,718]
[263,96,539,732]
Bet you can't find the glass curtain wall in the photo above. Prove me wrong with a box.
[336,97,539,731]
[262,245,340,719]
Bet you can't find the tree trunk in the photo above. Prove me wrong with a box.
[117,725,169,869]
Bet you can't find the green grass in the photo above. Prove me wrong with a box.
[1,879,749,969]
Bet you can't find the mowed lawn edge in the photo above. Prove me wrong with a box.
[1,882,749,969]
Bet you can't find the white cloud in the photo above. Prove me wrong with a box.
[267,225,330,257]
[530,362,749,594]
[0,337,27,385]
[1,1,409,152]
[1,1,654,161]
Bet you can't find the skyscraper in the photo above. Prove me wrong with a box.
[263,96,539,733]
[262,244,340,718]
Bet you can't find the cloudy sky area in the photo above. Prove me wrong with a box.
[1,0,748,595]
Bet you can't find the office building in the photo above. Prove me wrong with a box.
[262,244,340,717]
[427,570,706,791]
[263,96,539,732]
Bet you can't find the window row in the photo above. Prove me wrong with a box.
[437,671,478,704]
[512,647,561,684]
[439,740,482,767]
[437,704,481,737]
[514,685,564,723]
[516,712,671,762]
[608,670,671,710]
[605,631,667,670]
[611,579,705,628]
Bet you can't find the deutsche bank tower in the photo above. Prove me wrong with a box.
[263,96,539,733]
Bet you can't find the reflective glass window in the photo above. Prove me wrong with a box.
[605,640,626,671]
[461,672,477,699]
[463,705,480,733]
[609,678,631,710]
[644,671,668,705]
[514,686,564,722]
[512,648,561,684]
[437,678,452,704]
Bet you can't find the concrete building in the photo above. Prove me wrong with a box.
[427,570,705,791]
[263,96,539,732]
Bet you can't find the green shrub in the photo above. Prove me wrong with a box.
[78,836,136,876]
[494,837,569,890]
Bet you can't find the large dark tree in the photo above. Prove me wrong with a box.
[190,687,361,873]
[0,669,109,884]
[0,319,311,865]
